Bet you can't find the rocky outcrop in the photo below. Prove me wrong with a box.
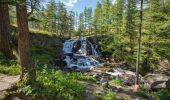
[143,74,170,90]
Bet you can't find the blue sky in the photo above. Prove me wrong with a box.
[65,0,98,13]
[44,0,116,13]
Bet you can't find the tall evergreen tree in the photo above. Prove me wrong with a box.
[102,0,111,33]
[0,0,12,59]
[78,12,84,36]
[16,0,36,82]
[115,0,124,34]
[126,0,137,54]
[57,1,68,38]
[93,2,102,34]
[42,0,57,32]
[67,11,75,38]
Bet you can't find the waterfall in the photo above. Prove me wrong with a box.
[63,37,103,70]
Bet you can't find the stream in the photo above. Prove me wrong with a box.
[62,37,170,90]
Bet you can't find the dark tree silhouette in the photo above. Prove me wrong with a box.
[0,0,12,59]
[16,1,36,82]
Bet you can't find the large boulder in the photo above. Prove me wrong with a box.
[151,81,166,90]
[143,74,169,83]
[143,74,170,90]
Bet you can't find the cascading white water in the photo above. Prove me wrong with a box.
[63,37,101,56]
[63,37,103,71]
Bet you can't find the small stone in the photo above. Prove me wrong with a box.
[166,78,170,88]
[100,77,109,83]
[95,90,104,95]
[102,82,109,88]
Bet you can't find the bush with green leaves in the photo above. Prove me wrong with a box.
[153,89,170,100]
[35,68,88,100]
[0,56,20,75]
[104,89,117,100]
[109,79,122,86]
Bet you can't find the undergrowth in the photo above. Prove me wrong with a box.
[16,67,95,100]
[0,55,20,75]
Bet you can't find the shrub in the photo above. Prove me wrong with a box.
[36,68,86,100]
[0,59,21,75]
[67,72,96,82]
[109,79,122,86]
[153,89,170,100]
[104,89,117,100]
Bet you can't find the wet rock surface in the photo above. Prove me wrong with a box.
[61,37,170,99]
[143,74,170,90]
[83,63,170,91]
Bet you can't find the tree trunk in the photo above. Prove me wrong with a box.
[16,2,36,82]
[135,0,143,85]
[0,0,12,59]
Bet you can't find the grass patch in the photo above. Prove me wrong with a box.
[0,65,20,75]
[68,72,96,82]
[31,46,55,68]
[109,79,122,86]
[104,89,117,100]
[0,56,21,75]
[2,67,95,100]
[153,89,170,100]
[95,89,117,100]
[35,68,86,100]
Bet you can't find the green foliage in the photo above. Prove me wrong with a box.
[0,56,20,75]
[104,89,117,100]
[136,85,149,98]
[15,67,93,100]
[36,68,86,100]
[94,2,102,33]
[31,46,55,67]
[0,64,20,75]
[97,0,170,72]
[68,72,96,82]
[109,79,122,86]
[153,89,170,100]
[94,89,117,100]
[78,12,84,36]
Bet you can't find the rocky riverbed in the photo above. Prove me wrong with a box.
[83,63,170,91]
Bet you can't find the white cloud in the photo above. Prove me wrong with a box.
[63,0,78,7]
[112,0,116,5]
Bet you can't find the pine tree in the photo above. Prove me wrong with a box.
[55,1,68,38]
[87,7,92,35]
[93,2,102,34]
[78,12,84,36]
[84,7,88,31]
[126,0,137,54]
[84,7,92,35]
[102,0,111,33]
[67,11,75,38]
[42,0,57,32]
[16,0,36,82]
[0,0,12,59]
[115,0,124,34]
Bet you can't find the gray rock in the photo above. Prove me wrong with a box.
[100,77,109,83]
[151,81,166,90]
[101,82,109,88]
[122,79,134,86]
[144,74,169,83]
[95,90,104,95]
[166,78,170,88]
